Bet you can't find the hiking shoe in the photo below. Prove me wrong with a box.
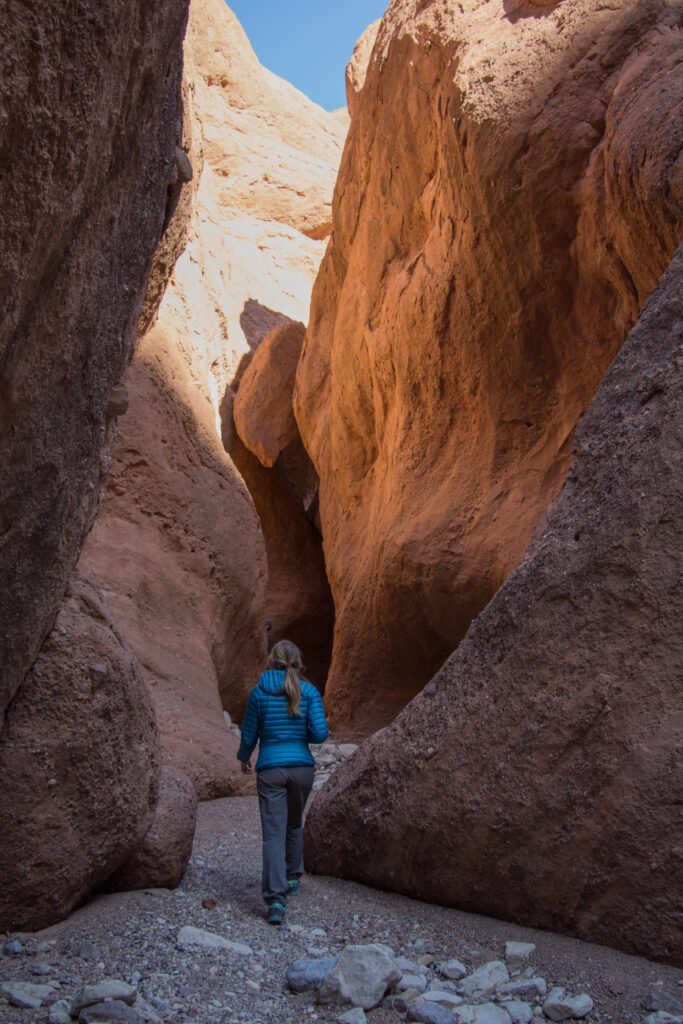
[286,878,300,897]
[266,902,286,925]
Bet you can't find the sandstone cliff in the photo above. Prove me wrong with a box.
[80,0,345,793]
[0,0,191,928]
[294,0,683,730]
[305,241,683,966]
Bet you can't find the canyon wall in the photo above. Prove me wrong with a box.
[80,0,346,794]
[305,241,683,965]
[0,0,190,928]
[294,0,683,730]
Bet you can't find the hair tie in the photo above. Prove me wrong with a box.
[284,662,292,668]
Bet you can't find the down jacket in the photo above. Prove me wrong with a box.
[236,670,329,771]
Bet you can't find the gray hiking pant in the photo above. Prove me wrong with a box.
[256,765,315,904]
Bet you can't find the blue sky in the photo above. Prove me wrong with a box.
[226,1,388,111]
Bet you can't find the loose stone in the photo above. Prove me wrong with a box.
[176,925,252,955]
[3,940,24,956]
[286,956,338,992]
[501,999,534,1023]
[453,1004,513,1024]
[399,973,428,993]
[407,996,456,1024]
[643,1015,683,1024]
[318,944,401,1010]
[72,979,137,1014]
[1,981,57,1009]
[421,990,464,1007]
[459,961,509,998]
[504,944,536,973]
[78,1001,145,1023]
[439,959,468,980]
[542,987,594,1021]
[49,1001,72,1024]
[338,1009,367,1024]
[496,977,547,1001]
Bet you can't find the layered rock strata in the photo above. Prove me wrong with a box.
[0,0,190,721]
[294,0,683,729]
[304,244,683,965]
[0,573,161,931]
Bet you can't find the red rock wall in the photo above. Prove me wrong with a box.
[294,0,683,730]
[304,242,683,966]
[0,0,190,718]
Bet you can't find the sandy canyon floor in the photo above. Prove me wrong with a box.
[1,795,681,1024]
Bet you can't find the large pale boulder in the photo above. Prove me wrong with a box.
[345,19,381,117]
[0,0,190,721]
[0,572,161,931]
[294,0,683,730]
[188,0,347,238]
[304,245,683,965]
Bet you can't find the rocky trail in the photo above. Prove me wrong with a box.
[1,747,681,1024]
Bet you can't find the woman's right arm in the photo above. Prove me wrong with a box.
[306,686,329,745]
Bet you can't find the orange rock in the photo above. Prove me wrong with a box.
[234,322,306,467]
[294,0,683,731]
[304,242,683,966]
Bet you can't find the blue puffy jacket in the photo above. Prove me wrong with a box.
[236,670,329,771]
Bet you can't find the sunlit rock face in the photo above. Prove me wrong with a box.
[80,0,346,792]
[294,0,683,731]
[0,0,189,723]
[305,243,683,966]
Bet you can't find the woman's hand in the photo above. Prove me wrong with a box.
[240,760,253,774]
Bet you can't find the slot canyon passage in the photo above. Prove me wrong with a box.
[0,0,681,1021]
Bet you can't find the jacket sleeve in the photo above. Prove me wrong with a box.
[306,685,329,745]
[237,689,260,761]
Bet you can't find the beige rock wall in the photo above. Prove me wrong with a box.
[304,242,683,966]
[294,0,683,730]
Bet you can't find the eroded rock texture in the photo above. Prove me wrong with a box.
[294,0,683,729]
[0,0,190,721]
[80,0,344,787]
[105,767,198,892]
[305,244,683,965]
[0,573,160,931]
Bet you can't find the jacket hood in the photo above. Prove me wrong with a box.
[257,669,288,695]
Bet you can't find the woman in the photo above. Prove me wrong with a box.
[237,639,328,924]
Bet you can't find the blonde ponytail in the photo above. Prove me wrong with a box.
[267,639,305,717]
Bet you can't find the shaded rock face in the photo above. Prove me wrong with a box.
[0,572,160,931]
[222,389,335,690]
[80,0,344,788]
[80,323,267,799]
[304,244,683,966]
[294,0,683,730]
[104,767,198,892]
[0,0,190,720]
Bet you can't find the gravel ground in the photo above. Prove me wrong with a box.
[1,792,681,1024]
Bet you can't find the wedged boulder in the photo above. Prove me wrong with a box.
[233,321,306,467]
[0,0,190,720]
[304,245,683,965]
[104,767,197,891]
[222,391,334,689]
[0,572,161,931]
[294,0,683,730]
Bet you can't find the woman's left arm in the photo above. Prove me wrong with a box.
[237,690,260,766]
[306,686,329,745]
